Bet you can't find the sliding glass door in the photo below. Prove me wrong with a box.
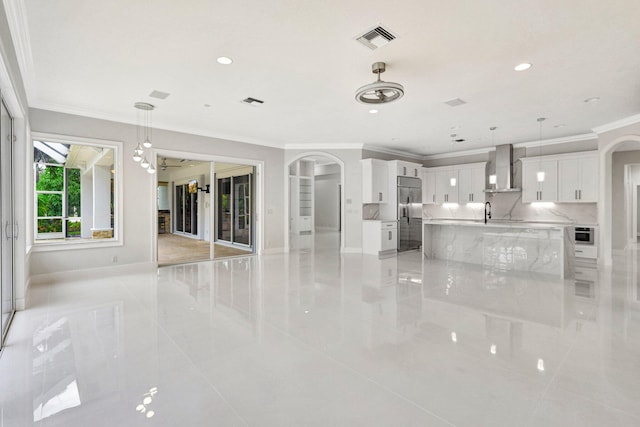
[1,97,15,344]
[217,173,253,247]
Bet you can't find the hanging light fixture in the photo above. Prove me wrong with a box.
[536,118,546,182]
[449,139,457,187]
[488,127,498,186]
[132,102,156,171]
[355,62,404,104]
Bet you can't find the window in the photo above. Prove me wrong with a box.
[32,134,122,248]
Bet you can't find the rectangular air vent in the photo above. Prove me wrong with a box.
[242,97,264,105]
[149,90,170,99]
[444,98,467,107]
[356,25,396,50]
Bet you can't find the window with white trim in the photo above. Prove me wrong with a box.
[33,135,121,246]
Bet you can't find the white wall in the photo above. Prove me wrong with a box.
[28,108,285,275]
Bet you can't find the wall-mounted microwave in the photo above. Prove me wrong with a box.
[575,226,595,245]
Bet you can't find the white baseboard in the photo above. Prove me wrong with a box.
[29,262,157,286]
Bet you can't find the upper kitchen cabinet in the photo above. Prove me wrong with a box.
[558,152,598,203]
[456,163,487,204]
[393,161,422,178]
[361,158,389,203]
[422,169,436,205]
[435,170,459,204]
[521,158,558,203]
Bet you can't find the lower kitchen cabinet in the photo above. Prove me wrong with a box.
[362,220,397,255]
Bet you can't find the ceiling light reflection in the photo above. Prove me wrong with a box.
[490,344,497,355]
[537,358,545,371]
[451,332,457,343]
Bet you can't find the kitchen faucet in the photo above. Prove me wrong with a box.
[484,201,492,224]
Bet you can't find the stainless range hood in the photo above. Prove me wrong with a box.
[484,144,521,193]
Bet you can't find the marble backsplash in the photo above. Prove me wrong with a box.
[422,191,598,225]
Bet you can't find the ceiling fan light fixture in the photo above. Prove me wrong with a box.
[355,62,404,105]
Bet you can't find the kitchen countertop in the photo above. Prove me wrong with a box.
[423,218,573,230]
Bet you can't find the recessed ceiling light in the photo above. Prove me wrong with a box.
[217,56,233,65]
[204,104,211,108]
[514,63,532,71]
[369,109,379,114]
[584,96,600,103]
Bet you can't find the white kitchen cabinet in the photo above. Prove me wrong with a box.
[521,159,558,203]
[362,220,397,255]
[422,169,436,204]
[457,165,486,203]
[395,161,422,178]
[361,158,389,203]
[435,170,459,203]
[558,154,598,203]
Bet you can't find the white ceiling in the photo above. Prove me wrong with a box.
[10,0,640,155]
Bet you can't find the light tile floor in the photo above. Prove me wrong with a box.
[1,240,639,426]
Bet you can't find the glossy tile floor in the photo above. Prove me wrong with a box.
[1,238,639,426]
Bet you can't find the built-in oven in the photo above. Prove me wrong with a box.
[575,226,595,245]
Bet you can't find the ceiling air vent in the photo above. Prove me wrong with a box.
[242,97,264,106]
[356,26,396,50]
[444,98,467,107]
[149,90,170,100]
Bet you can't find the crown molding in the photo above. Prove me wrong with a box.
[3,0,36,103]
[512,133,597,149]
[591,113,640,134]
[362,144,424,160]
[30,100,286,149]
[423,146,493,161]
[285,143,364,150]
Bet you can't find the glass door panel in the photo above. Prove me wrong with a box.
[184,187,192,234]
[175,185,184,232]
[217,178,231,241]
[1,98,14,343]
[233,175,251,245]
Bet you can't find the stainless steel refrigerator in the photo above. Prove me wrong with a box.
[397,176,422,252]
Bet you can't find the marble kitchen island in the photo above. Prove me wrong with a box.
[423,219,574,279]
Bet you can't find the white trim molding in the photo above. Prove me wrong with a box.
[362,144,424,161]
[285,143,364,150]
[592,113,640,134]
[513,133,598,149]
[2,0,36,103]
[423,146,494,161]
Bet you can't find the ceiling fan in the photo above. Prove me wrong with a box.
[160,158,182,171]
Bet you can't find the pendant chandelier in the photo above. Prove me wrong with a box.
[132,102,156,174]
[536,117,546,182]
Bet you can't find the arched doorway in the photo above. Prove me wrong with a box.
[599,135,640,265]
[285,152,345,252]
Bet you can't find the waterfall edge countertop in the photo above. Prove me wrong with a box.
[422,219,574,278]
[423,218,573,231]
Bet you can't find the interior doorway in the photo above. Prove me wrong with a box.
[287,154,343,252]
[155,155,257,265]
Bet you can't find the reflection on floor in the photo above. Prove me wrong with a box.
[158,233,251,265]
[2,244,640,426]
